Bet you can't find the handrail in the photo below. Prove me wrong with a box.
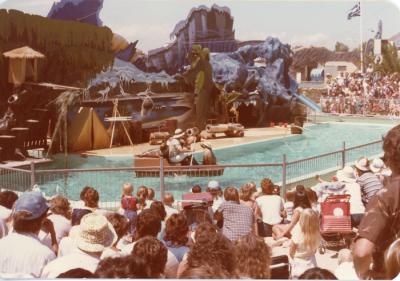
[33,139,383,174]
[0,166,31,173]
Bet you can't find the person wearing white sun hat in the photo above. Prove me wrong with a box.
[354,157,383,207]
[41,213,117,278]
[167,129,196,165]
[369,158,391,184]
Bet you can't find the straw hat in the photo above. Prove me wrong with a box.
[74,213,117,253]
[172,128,185,139]
[369,158,385,173]
[354,157,370,172]
[336,166,356,183]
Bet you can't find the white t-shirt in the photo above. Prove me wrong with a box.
[344,182,365,214]
[291,227,319,260]
[256,195,283,225]
[0,232,56,278]
[334,261,359,280]
[164,205,179,220]
[41,248,100,278]
[48,214,71,243]
[0,205,11,221]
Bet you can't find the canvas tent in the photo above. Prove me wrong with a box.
[68,107,110,151]
[3,46,45,86]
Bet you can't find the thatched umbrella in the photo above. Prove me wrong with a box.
[3,46,45,85]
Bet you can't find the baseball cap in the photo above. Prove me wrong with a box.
[14,191,49,220]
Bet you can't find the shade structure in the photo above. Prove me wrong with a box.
[67,107,111,152]
[3,46,45,59]
[3,46,45,85]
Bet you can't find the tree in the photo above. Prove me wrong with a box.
[335,42,349,52]
[374,43,400,74]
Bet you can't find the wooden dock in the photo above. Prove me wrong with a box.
[0,157,53,170]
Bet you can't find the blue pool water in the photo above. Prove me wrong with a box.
[34,122,393,202]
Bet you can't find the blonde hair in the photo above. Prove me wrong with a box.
[385,238,400,279]
[299,209,321,253]
[122,183,133,196]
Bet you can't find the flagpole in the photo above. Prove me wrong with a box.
[359,0,363,74]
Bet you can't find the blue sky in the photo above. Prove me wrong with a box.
[0,0,399,52]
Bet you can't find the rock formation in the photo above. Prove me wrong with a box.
[47,0,104,26]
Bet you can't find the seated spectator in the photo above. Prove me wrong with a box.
[0,190,18,220]
[72,186,105,215]
[369,157,390,184]
[191,185,202,193]
[56,268,96,278]
[95,255,150,278]
[163,192,179,219]
[354,125,400,279]
[239,182,259,215]
[240,183,260,233]
[132,236,168,278]
[74,186,91,209]
[185,208,213,240]
[385,238,400,280]
[208,180,224,214]
[58,209,92,257]
[182,230,237,278]
[146,187,156,208]
[150,200,167,239]
[334,249,359,280]
[299,267,338,279]
[273,185,312,239]
[47,196,71,243]
[354,157,383,207]
[136,186,148,211]
[289,209,321,278]
[235,233,271,279]
[180,264,231,279]
[41,213,117,278]
[256,178,284,237]
[121,209,179,278]
[0,190,17,238]
[336,166,365,228]
[214,186,254,241]
[120,183,137,235]
[0,192,56,278]
[163,213,190,262]
[101,212,129,259]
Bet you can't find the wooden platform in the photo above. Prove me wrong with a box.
[0,157,53,169]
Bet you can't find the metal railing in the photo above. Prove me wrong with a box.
[0,139,383,209]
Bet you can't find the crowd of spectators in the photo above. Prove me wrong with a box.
[0,124,399,279]
[321,70,400,116]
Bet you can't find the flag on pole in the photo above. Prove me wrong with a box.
[347,2,360,20]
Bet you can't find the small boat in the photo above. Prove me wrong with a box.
[134,155,225,177]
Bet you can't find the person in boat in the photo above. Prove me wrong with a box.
[167,129,198,166]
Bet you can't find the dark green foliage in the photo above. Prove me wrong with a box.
[334,42,349,52]
[183,44,214,129]
[374,43,400,74]
[0,9,114,93]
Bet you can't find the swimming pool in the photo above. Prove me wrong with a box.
[33,122,393,202]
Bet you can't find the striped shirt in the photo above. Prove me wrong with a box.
[217,201,254,241]
[356,172,383,206]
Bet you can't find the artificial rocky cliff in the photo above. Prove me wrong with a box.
[47,0,104,26]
